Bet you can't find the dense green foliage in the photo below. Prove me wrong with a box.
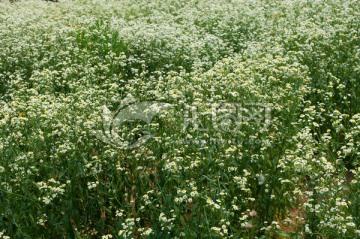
[0,0,359,238]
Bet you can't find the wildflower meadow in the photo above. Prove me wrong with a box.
[0,0,359,238]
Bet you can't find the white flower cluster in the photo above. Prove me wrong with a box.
[36,178,67,204]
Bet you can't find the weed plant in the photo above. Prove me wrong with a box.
[0,0,359,238]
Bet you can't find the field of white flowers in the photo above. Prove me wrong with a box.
[0,0,359,238]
